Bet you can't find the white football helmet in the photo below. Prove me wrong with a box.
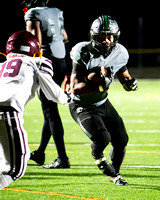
[90,15,120,57]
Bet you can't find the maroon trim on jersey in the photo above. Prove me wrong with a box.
[4,112,15,175]
[45,58,52,65]
[4,111,28,180]
[40,69,53,77]
[15,112,27,179]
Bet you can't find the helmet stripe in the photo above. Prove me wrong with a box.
[103,15,109,31]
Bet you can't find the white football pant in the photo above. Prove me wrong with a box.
[0,111,30,190]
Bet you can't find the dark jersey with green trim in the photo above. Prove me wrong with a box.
[25,7,66,59]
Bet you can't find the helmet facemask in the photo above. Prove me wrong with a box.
[90,15,120,58]
[22,0,49,9]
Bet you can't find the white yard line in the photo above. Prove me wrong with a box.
[125,120,160,124]
[123,165,160,169]
[128,130,160,133]
[128,144,160,146]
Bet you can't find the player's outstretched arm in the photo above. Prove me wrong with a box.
[38,71,70,104]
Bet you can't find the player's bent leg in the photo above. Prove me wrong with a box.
[91,131,116,176]
[91,140,116,177]
[109,146,128,185]
[94,156,116,176]
[0,112,14,190]
[70,104,116,177]
[3,111,30,186]
[109,145,127,173]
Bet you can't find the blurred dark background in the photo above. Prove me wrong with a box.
[0,0,159,78]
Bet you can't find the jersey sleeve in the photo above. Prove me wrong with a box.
[25,8,40,22]
[37,71,68,104]
[70,42,90,65]
[35,57,68,104]
[111,44,129,75]
[70,43,82,64]
[116,65,128,74]
[38,57,53,77]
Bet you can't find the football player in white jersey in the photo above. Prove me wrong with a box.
[69,15,138,185]
[0,30,70,190]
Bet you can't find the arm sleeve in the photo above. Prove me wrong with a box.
[116,66,128,75]
[37,71,68,105]
[25,8,40,22]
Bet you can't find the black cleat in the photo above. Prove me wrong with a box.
[43,158,70,169]
[109,173,128,185]
[30,150,45,165]
[95,157,116,176]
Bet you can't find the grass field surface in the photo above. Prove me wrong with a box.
[0,79,160,200]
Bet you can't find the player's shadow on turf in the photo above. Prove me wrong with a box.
[70,164,96,168]
[123,170,160,191]
[129,183,160,191]
[27,164,96,168]
[28,164,43,166]
[24,171,101,179]
[125,173,160,179]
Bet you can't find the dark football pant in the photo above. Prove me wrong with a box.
[69,99,129,173]
[38,57,68,161]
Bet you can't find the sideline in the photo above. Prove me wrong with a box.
[4,188,107,200]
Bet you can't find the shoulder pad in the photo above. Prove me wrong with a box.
[70,42,91,65]
[36,57,53,77]
[25,8,40,21]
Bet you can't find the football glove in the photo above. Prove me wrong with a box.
[122,78,138,91]
[64,75,71,94]
[64,91,71,103]
[104,77,112,89]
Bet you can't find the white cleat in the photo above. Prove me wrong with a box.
[109,173,128,185]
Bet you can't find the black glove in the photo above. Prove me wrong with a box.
[123,78,138,91]
[64,91,71,103]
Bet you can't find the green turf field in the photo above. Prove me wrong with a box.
[1,79,160,200]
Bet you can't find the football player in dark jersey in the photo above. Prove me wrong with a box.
[22,0,70,168]
[69,15,138,185]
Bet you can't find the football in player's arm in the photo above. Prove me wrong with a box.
[71,64,138,96]
[69,15,138,186]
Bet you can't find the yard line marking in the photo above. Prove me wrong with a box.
[4,188,107,200]
[128,144,160,146]
[128,130,160,133]
[125,120,160,124]
[29,143,160,147]
[123,113,160,116]
[127,151,160,153]
[123,165,160,169]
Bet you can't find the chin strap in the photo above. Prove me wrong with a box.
[0,52,6,57]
